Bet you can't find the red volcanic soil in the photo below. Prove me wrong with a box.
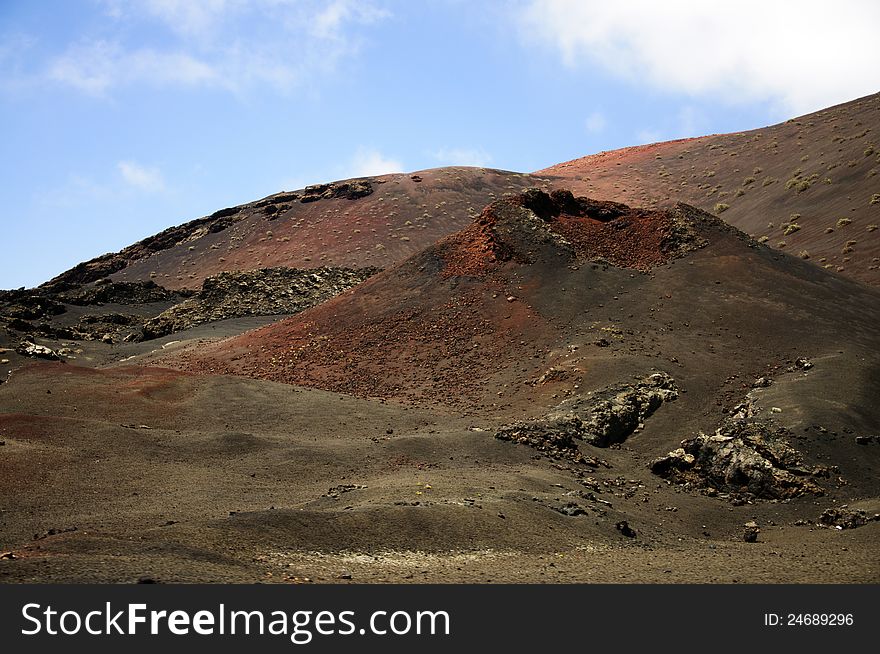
[170,190,701,406]
[169,189,880,424]
[539,93,880,285]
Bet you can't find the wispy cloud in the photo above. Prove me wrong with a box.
[118,160,166,192]
[42,0,389,96]
[432,147,492,168]
[518,0,880,113]
[584,111,606,134]
[49,41,217,95]
[347,148,403,177]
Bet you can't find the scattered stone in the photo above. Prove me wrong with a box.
[751,377,772,388]
[325,484,367,499]
[743,521,760,542]
[792,357,814,371]
[33,526,77,540]
[616,520,636,538]
[16,341,61,360]
[818,507,880,530]
[553,502,587,517]
[855,435,878,445]
[338,572,352,580]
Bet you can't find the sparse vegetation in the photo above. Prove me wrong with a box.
[785,172,819,193]
[799,250,810,259]
[871,193,880,205]
[837,217,853,227]
[783,223,801,236]
[761,177,777,186]
[714,203,729,213]
[868,225,878,232]
[742,176,756,186]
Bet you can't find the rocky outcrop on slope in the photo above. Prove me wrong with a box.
[56,280,178,306]
[142,266,379,339]
[650,420,825,499]
[300,180,373,203]
[496,372,679,461]
[818,507,880,530]
[43,208,250,287]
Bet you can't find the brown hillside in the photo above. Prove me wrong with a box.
[540,93,880,285]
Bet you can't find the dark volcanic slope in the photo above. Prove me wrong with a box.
[45,168,537,292]
[540,93,880,285]
[174,190,880,482]
[4,189,880,583]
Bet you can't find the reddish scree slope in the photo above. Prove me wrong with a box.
[539,92,880,285]
[171,189,880,417]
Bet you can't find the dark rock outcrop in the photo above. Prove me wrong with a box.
[300,180,373,203]
[496,372,678,461]
[650,420,824,499]
[818,507,879,530]
[57,280,177,306]
[142,266,379,339]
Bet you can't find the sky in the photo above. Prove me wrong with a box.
[2,0,879,288]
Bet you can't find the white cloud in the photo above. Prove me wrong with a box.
[519,0,880,113]
[432,147,493,168]
[49,41,217,95]
[347,148,403,177]
[118,161,166,191]
[584,111,606,134]
[48,1,389,96]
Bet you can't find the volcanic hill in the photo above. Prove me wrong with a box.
[2,96,880,584]
[541,92,880,286]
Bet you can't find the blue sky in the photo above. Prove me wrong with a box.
[2,0,879,288]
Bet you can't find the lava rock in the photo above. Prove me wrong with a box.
[142,266,380,339]
[497,372,678,460]
[650,419,824,499]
